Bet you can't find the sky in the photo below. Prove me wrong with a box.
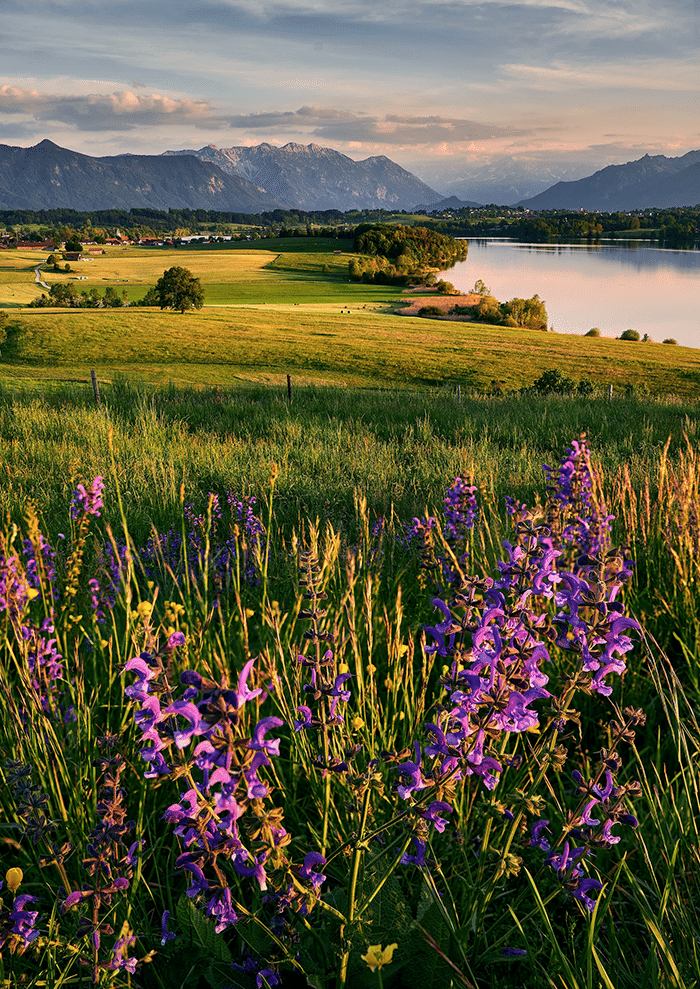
[1,0,698,193]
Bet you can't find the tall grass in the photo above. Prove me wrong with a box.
[1,393,700,987]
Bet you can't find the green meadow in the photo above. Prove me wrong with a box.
[1,238,700,394]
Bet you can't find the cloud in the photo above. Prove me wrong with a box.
[500,59,700,92]
[0,89,524,149]
[0,86,220,131]
[222,105,523,146]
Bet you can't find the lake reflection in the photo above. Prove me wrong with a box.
[445,240,700,348]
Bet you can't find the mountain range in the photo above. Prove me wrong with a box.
[0,139,698,214]
[516,151,700,210]
[0,140,282,211]
[0,139,442,213]
[163,142,442,211]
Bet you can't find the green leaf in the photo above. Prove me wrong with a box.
[236,918,279,958]
[304,975,329,989]
[205,960,251,989]
[176,894,233,964]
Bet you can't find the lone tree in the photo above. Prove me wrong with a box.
[155,266,204,313]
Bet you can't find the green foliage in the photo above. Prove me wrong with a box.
[532,368,577,394]
[348,255,411,286]
[585,327,601,337]
[663,338,678,345]
[155,265,205,313]
[29,283,127,309]
[353,223,467,268]
[63,238,82,253]
[137,286,160,307]
[471,278,490,295]
[417,305,444,317]
[474,293,548,331]
[619,329,641,341]
[434,279,456,294]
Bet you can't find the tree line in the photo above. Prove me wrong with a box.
[421,207,700,246]
[348,223,466,286]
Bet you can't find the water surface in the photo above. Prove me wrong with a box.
[445,240,700,348]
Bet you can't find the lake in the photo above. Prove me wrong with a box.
[445,240,700,349]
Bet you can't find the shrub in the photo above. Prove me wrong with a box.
[619,329,640,341]
[417,305,444,317]
[577,377,595,396]
[435,279,457,294]
[663,337,678,345]
[585,327,601,337]
[532,368,576,394]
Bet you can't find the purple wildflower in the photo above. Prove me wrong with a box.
[70,476,104,520]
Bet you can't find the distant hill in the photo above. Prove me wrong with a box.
[516,151,700,210]
[0,140,282,212]
[163,142,444,211]
[412,195,483,211]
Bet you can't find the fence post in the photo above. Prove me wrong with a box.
[91,369,101,405]
[456,384,461,404]
[608,383,613,400]
[287,374,292,402]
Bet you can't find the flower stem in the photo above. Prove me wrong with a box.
[337,785,372,989]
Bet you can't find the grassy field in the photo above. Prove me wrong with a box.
[1,392,700,988]
[3,302,700,394]
[2,238,700,396]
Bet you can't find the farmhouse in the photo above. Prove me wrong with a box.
[15,241,57,251]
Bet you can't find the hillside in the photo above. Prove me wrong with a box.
[0,140,283,212]
[163,142,444,211]
[517,150,700,210]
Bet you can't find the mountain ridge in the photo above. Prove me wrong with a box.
[516,150,700,210]
[0,140,282,212]
[163,142,443,211]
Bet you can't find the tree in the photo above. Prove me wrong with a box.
[471,278,490,296]
[154,267,204,313]
[138,287,160,307]
[64,238,82,253]
[619,329,640,341]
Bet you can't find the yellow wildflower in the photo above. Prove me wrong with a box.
[5,868,23,892]
[361,943,398,973]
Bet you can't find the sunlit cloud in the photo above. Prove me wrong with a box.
[0,86,221,131]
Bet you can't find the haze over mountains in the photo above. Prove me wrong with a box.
[0,140,698,214]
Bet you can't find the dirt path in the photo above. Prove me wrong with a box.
[34,263,49,290]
